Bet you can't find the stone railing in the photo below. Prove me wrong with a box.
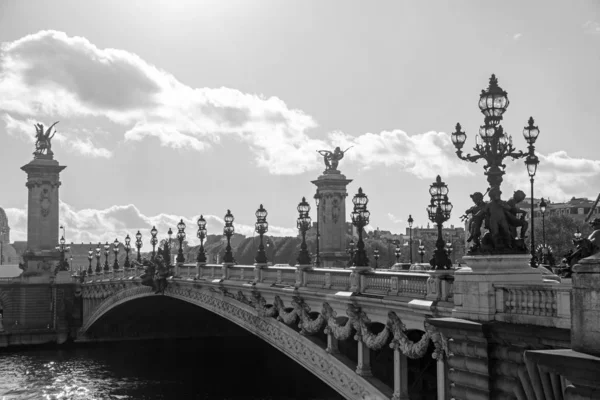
[494,282,572,329]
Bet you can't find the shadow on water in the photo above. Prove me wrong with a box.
[0,336,345,399]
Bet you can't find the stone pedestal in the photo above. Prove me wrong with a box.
[452,254,542,321]
[21,153,66,275]
[312,171,352,269]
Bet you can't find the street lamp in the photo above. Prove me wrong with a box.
[112,238,120,270]
[373,248,380,269]
[87,248,93,274]
[451,74,540,255]
[346,240,355,266]
[427,176,453,270]
[255,205,269,264]
[418,242,425,263]
[394,244,401,264]
[150,226,158,260]
[124,234,131,269]
[196,215,207,264]
[223,210,235,264]
[135,231,142,263]
[164,228,173,266]
[176,219,186,263]
[540,197,547,264]
[103,242,110,271]
[314,192,321,267]
[408,214,414,264]
[351,188,370,267]
[296,197,312,266]
[95,243,102,273]
[55,235,70,271]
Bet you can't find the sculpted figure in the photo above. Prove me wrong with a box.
[317,146,353,171]
[34,122,59,156]
[481,187,513,250]
[462,192,486,250]
[559,219,600,277]
[505,190,528,239]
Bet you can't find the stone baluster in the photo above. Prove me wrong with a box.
[356,339,372,377]
[326,331,339,355]
[391,346,409,400]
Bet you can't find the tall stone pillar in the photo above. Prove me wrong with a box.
[312,170,352,269]
[20,128,66,275]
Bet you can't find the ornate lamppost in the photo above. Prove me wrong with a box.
[87,248,93,274]
[95,243,102,273]
[540,197,547,264]
[222,210,235,264]
[418,242,425,263]
[373,248,380,269]
[103,242,110,271]
[314,192,321,267]
[427,176,453,270]
[112,238,120,270]
[296,197,312,266]
[150,226,158,260]
[55,236,70,271]
[408,214,414,264]
[255,205,269,265]
[176,219,186,264]
[451,74,541,255]
[196,215,207,264]
[351,188,370,268]
[394,243,401,263]
[124,234,131,269]
[135,231,142,263]
[164,228,173,266]
[346,239,355,267]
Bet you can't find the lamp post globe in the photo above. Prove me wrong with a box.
[95,243,102,273]
[255,204,269,265]
[164,228,173,266]
[427,176,453,270]
[394,245,401,264]
[150,226,158,260]
[539,197,547,264]
[222,210,235,264]
[373,248,380,269]
[408,214,414,264]
[196,215,207,264]
[418,243,425,263]
[103,242,110,271]
[87,248,94,275]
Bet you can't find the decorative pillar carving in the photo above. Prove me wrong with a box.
[356,339,372,377]
[391,347,410,400]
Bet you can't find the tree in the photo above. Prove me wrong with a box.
[531,214,593,264]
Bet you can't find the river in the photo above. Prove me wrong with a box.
[0,337,343,399]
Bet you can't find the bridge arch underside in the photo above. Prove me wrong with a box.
[81,285,436,400]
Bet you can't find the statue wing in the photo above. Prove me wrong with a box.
[44,121,59,138]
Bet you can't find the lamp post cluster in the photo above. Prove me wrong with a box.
[150,226,158,260]
[408,215,413,264]
[223,210,235,264]
[176,220,186,264]
[539,197,548,264]
[394,243,401,264]
[427,176,453,270]
[296,197,312,266]
[418,242,425,263]
[351,188,370,267]
[196,215,207,264]
[112,238,120,270]
[313,192,321,267]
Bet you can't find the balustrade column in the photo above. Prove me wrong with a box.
[326,332,339,354]
[356,340,372,377]
[392,347,409,400]
[437,356,446,400]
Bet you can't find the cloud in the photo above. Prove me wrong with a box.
[4,201,297,244]
[0,30,467,178]
[505,151,600,202]
[513,33,522,40]
[327,130,473,178]
[583,21,600,35]
[387,213,404,224]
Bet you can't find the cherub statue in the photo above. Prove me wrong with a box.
[317,146,353,171]
[558,219,600,277]
[481,187,513,250]
[504,190,528,240]
[34,122,59,156]
[462,191,486,251]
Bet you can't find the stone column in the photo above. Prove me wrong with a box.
[312,171,352,269]
[326,331,339,354]
[392,347,409,400]
[21,152,67,274]
[356,339,372,377]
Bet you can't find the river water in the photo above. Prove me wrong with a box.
[0,337,343,400]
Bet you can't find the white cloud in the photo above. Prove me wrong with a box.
[327,130,473,178]
[4,201,297,244]
[583,21,600,35]
[0,30,467,178]
[387,213,403,224]
[513,33,522,40]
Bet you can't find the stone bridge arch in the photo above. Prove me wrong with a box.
[81,284,392,400]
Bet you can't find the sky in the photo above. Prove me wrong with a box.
[1,0,599,246]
